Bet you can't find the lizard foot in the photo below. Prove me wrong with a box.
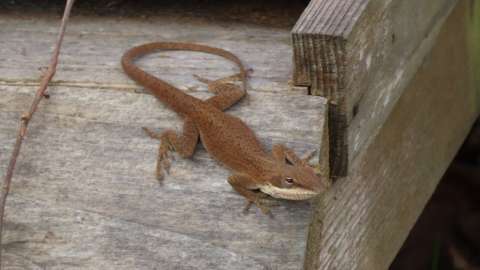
[155,138,178,181]
[243,193,278,216]
[143,127,162,140]
[193,74,212,84]
[143,127,176,181]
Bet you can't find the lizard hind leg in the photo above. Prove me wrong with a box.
[142,117,199,181]
[193,73,247,111]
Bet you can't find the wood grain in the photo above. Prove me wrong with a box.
[0,12,328,270]
[0,13,300,95]
[292,0,458,176]
[0,85,328,269]
[304,1,480,269]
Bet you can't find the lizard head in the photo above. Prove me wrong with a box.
[259,164,328,200]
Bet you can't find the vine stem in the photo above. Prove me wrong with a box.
[0,0,76,268]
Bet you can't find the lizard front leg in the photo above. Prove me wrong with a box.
[143,117,199,180]
[194,73,247,111]
[272,144,315,167]
[228,174,275,215]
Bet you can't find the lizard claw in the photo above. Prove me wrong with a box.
[144,127,177,181]
[243,193,277,216]
[161,159,171,174]
[142,127,162,140]
[155,143,173,179]
[155,152,171,181]
[155,169,165,181]
[243,200,270,216]
[193,74,211,84]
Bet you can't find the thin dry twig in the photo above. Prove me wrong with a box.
[0,0,76,267]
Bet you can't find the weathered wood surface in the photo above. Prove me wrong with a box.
[0,12,328,270]
[292,0,458,176]
[304,1,480,269]
[0,13,301,95]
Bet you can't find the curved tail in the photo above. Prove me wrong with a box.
[121,42,248,116]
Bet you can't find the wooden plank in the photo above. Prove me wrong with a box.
[0,10,329,269]
[0,13,303,95]
[292,0,458,176]
[304,1,480,269]
[0,85,328,269]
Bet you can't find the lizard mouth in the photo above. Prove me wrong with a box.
[259,183,319,200]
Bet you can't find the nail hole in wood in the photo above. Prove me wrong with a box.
[353,103,360,117]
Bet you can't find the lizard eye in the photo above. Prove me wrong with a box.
[284,177,294,185]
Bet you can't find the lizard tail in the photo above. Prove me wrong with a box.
[121,42,248,115]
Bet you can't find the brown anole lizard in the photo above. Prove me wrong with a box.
[121,42,328,213]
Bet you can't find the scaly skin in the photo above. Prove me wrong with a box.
[121,42,328,213]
